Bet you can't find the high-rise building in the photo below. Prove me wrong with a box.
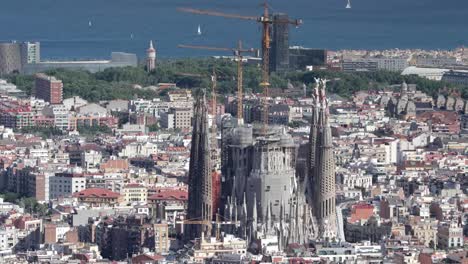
[307,79,337,239]
[20,42,40,65]
[34,73,63,104]
[160,107,193,129]
[289,47,328,70]
[270,13,290,73]
[186,92,212,239]
[146,40,156,72]
[0,42,22,75]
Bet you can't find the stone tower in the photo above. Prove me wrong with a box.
[308,79,337,239]
[146,40,156,72]
[186,91,212,239]
[307,79,320,205]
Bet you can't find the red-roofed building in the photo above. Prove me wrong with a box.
[148,189,188,202]
[100,159,129,173]
[148,188,188,219]
[13,215,42,249]
[348,203,374,224]
[0,100,34,129]
[417,111,460,134]
[73,188,121,207]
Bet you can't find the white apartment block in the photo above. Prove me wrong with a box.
[49,174,87,199]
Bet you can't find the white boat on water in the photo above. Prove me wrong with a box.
[88,21,92,27]
[197,24,202,35]
[346,0,351,9]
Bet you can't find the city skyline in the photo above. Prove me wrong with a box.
[1,0,468,263]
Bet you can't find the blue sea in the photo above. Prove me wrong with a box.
[1,0,467,60]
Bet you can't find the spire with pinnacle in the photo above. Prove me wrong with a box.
[307,78,321,205]
[186,90,212,240]
[308,78,337,239]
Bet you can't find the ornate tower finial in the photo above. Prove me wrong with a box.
[313,77,320,102]
[319,78,329,108]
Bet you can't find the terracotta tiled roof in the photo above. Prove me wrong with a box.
[353,203,374,210]
[148,189,188,201]
[73,188,120,199]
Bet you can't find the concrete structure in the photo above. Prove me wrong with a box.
[0,79,26,97]
[342,59,378,72]
[222,124,298,216]
[122,184,148,204]
[246,128,297,221]
[442,70,468,85]
[94,215,163,260]
[23,52,137,74]
[5,168,51,202]
[154,224,170,253]
[20,42,40,65]
[167,89,193,105]
[289,47,327,70]
[437,222,463,249]
[414,55,458,67]
[41,104,69,130]
[270,14,290,73]
[161,107,193,129]
[0,100,34,129]
[146,40,156,72]
[343,57,408,72]
[0,226,18,258]
[160,111,175,129]
[0,42,22,75]
[34,73,63,104]
[49,172,87,199]
[221,119,312,248]
[375,57,409,71]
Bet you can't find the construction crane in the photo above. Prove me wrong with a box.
[178,3,302,131]
[175,70,218,117]
[178,41,257,124]
[176,213,240,241]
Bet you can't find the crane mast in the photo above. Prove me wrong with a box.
[211,68,217,118]
[178,2,301,131]
[178,42,256,125]
[259,3,271,133]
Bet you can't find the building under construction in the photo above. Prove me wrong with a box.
[220,117,320,249]
[180,4,336,248]
[221,123,296,220]
[270,14,290,73]
[218,79,337,249]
